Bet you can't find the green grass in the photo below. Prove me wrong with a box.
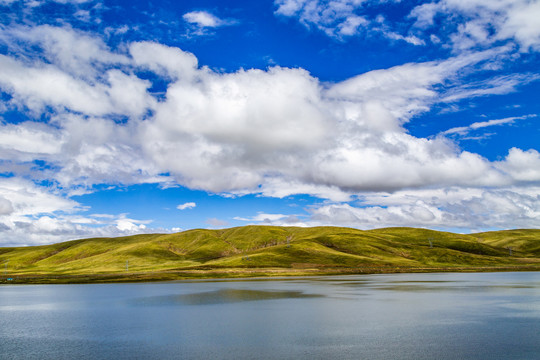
[1,226,539,283]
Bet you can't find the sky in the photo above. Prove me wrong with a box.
[0,0,539,246]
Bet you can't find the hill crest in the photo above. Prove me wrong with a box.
[1,226,539,283]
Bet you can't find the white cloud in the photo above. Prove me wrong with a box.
[0,54,154,117]
[384,31,425,46]
[205,217,228,228]
[0,22,539,245]
[48,114,166,188]
[275,0,540,52]
[410,0,540,52]
[498,1,540,51]
[274,0,425,44]
[442,74,540,103]
[265,186,540,231]
[0,0,92,5]
[0,26,154,118]
[274,0,306,16]
[0,121,62,155]
[0,55,107,115]
[0,196,14,215]
[183,11,225,28]
[129,41,198,80]
[441,114,536,137]
[337,14,367,36]
[234,212,289,222]
[1,25,128,79]
[115,215,148,232]
[255,178,352,202]
[177,202,196,210]
[0,177,165,245]
[274,0,381,39]
[0,29,536,195]
[234,212,310,227]
[496,148,540,183]
[182,10,237,36]
[0,177,79,217]
[51,0,95,3]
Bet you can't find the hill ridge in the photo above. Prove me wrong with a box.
[1,226,539,283]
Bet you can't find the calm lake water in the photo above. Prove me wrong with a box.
[1,272,539,360]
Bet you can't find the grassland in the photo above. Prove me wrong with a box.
[1,226,539,283]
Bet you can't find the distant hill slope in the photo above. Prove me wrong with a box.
[1,226,539,283]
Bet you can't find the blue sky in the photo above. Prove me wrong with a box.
[0,0,539,246]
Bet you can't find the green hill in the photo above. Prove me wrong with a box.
[1,226,539,283]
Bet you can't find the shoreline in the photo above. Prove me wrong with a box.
[3,265,540,284]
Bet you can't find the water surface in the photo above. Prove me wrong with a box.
[1,272,539,359]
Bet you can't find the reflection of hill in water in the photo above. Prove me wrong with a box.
[135,289,324,306]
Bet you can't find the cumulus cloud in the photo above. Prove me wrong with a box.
[0,121,62,156]
[0,177,166,246]
[245,186,540,231]
[0,28,538,195]
[254,178,352,202]
[1,25,129,79]
[496,148,540,183]
[0,177,80,217]
[177,202,196,210]
[307,188,540,231]
[129,41,198,80]
[0,55,154,117]
[498,1,540,51]
[0,19,539,244]
[115,214,148,232]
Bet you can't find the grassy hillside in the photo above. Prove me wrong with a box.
[1,226,539,283]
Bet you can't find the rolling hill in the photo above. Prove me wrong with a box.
[1,226,539,283]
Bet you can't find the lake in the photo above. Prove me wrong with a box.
[1,272,539,359]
